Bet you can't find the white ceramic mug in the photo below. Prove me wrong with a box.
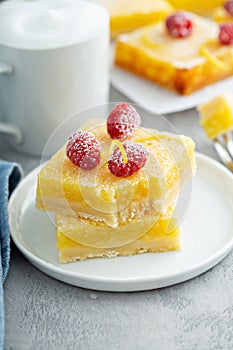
[0,0,109,155]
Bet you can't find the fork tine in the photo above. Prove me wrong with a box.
[224,131,233,159]
[214,137,233,172]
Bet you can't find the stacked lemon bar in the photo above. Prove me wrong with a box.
[36,104,196,263]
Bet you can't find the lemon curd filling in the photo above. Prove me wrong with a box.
[56,210,180,263]
[139,26,226,70]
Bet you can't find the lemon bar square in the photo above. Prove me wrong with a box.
[115,13,233,95]
[36,125,195,228]
[199,93,233,139]
[97,0,173,38]
[56,212,180,263]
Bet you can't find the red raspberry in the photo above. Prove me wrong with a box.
[224,0,233,16]
[107,103,141,140]
[219,23,233,45]
[166,12,193,39]
[66,131,101,170]
[108,141,149,177]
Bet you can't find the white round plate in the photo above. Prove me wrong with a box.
[9,153,233,292]
[111,66,233,115]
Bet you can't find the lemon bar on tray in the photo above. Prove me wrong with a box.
[115,12,233,95]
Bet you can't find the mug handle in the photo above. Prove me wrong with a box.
[0,60,23,143]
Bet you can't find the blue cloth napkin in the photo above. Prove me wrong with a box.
[0,160,23,350]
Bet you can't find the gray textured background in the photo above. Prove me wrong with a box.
[2,88,233,350]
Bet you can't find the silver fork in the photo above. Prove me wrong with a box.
[213,130,233,172]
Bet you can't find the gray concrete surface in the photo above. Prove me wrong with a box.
[2,88,233,350]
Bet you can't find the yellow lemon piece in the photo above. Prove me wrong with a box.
[140,27,161,50]
[199,93,233,139]
[109,140,128,163]
[200,41,227,70]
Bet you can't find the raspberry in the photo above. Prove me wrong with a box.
[166,12,193,39]
[107,103,141,140]
[224,0,233,16]
[66,131,101,170]
[108,141,149,177]
[219,23,233,45]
